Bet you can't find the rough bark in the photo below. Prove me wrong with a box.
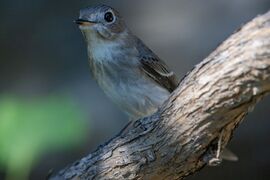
[50,11,270,180]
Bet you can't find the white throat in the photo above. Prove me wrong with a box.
[83,32,120,63]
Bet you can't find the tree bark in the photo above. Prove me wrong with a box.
[50,11,270,180]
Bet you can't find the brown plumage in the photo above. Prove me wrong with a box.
[76,4,179,120]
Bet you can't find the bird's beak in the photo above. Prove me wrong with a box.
[74,19,96,26]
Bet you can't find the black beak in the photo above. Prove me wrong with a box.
[74,19,96,25]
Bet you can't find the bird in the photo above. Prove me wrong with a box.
[74,4,238,162]
[75,4,179,121]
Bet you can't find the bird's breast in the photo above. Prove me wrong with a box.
[86,40,170,119]
[88,40,119,63]
[90,60,170,120]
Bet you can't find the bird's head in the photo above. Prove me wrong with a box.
[75,5,127,42]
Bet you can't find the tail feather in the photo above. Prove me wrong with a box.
[221,148,239,161]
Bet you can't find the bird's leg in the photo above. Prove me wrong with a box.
[207,130,224,166]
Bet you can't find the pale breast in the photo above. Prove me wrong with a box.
[87,36,170,120]
[89,54,170,120]
[96,65,170,120]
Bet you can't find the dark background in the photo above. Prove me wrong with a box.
[0,0,270,179]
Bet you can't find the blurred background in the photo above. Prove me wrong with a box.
[0,0,270,179]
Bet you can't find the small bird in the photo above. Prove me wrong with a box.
[75,4,178,121]
[74,4,238,162]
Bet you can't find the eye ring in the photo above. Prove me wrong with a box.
[104,12,114,23]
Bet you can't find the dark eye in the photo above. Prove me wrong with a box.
[104,12,114,23]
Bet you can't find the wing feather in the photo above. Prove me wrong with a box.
[140,56,179,93]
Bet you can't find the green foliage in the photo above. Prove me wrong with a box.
[0,95,88,180]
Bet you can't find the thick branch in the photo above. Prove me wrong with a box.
[51,11,270,180]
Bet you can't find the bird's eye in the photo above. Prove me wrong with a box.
[104,12,114,23]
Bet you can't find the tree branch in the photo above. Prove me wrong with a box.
[50,11,270,180]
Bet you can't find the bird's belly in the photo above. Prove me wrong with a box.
[98,75,170,120]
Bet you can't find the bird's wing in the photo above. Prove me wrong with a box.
[140,55,179,93]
